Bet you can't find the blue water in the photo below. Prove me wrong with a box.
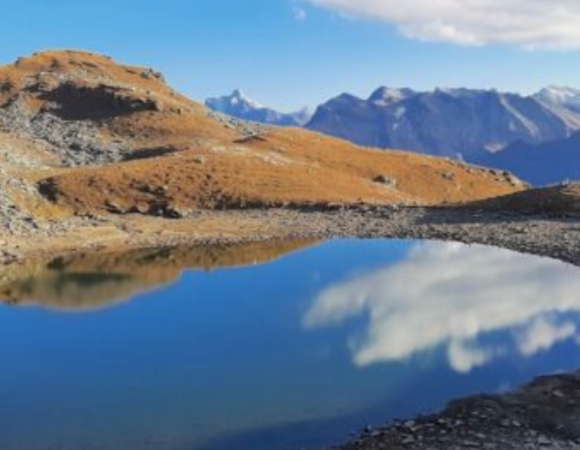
[1,239,580,450]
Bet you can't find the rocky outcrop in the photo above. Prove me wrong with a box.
[338,371,580,450]
[38,81,161,120]
[0,50,227,166]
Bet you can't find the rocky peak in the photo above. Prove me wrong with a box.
[369,87,415,104]
[535,86,580,113]
[206,90,311,126]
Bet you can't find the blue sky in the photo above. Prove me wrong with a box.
[1,0,579,111]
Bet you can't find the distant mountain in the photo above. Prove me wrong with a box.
[535,86,580,114]
[475,132,580,186]
[205,90,311,127]
[306,87,580,160]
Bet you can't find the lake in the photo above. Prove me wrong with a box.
[1,239,580,450]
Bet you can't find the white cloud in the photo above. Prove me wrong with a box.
[304,242,580,373]
[293,7,307,20]
[517,317,577,356]
[447,341,500,374]
[305,0,580,49]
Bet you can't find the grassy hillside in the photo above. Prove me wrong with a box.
[0,50,525,223]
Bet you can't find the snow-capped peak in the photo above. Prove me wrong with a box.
[205,89,264,115]
[229,89,263,108]
[535,86,580,108]
[369,87,414,104]
[205,91,312,127]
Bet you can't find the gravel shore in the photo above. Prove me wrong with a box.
[2,205,580,268]
[336,370,580,450]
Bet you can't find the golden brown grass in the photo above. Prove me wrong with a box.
[41,129,525,214]
[1,50,526,218]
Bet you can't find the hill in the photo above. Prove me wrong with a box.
[0,50,525,222]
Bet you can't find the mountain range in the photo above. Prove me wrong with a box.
[307,86,580,161]
[207,86,580,185]
[205,90,311,127]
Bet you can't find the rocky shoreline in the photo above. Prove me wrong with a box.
[3,205,579,266]
[335,370,580,450]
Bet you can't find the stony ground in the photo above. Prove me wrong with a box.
[335,371,580,450]
[1,205,580,266]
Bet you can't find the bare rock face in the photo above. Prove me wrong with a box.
[38,81,161,120]
[0,96,126,166]
[0,50,192,166]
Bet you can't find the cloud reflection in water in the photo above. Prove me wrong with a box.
[305,242,580,373]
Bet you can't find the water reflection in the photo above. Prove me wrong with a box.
[1,239,579,450]
[0,240,319,311]
[305,242,580,373]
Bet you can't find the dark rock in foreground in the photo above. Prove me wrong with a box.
[337,371,580,450]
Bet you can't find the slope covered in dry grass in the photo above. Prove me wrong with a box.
[0,50,525,221]
[39,129,528,215]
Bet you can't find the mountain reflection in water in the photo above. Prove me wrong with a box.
[0,240,319,311]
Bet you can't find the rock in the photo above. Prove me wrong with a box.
[135,202,150,214]
[553,390,566,399]
[140,68,165,82]
[163,206,184,219]
[537,435,552,446]
[373,175,397,187]
[104,200,124,213]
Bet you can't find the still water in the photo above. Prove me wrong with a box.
[1,239,580,450]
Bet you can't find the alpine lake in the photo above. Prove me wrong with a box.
[1,239,580,450]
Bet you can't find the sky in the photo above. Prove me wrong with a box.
[1,0,579,111]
